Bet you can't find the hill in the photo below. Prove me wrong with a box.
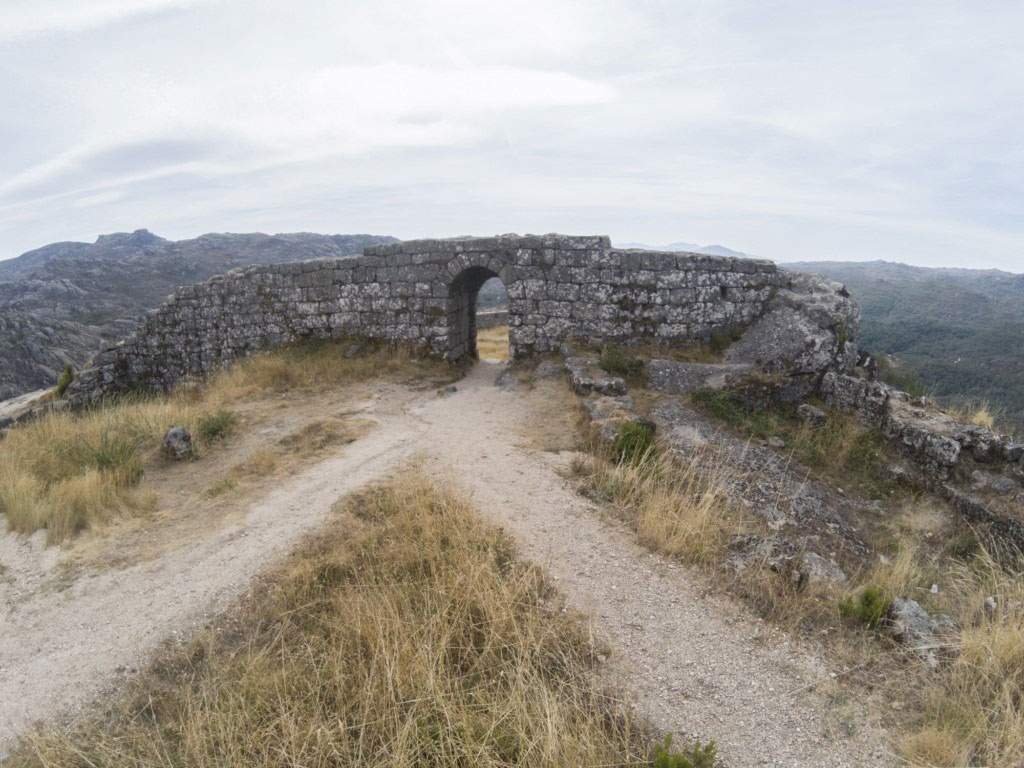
[0,230,396,399]
[787,260,1024,430]
[614,241,753,259]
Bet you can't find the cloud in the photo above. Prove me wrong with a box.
[0,0,210,41]
[0,0,1021,271]
[0,64,615,207]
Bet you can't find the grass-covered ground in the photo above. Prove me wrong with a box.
[9,471,721,767]
[573,392,1024,766]
[0,340,451,543]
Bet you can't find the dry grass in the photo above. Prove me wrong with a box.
[574,434,1024,763]
[476,324,509,362]
[573,445,742,567]
[900,546,1024,767]
[947,400,998,431]
[0,339,450,543]
[11,471,652,767]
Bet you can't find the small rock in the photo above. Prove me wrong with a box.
[984,596,998,618]
[797,403,828,427]
[930,583,939,594]
[437,385,457,398]
[1003,443,1023,463]
[885,597,950,668]
[768,436,786,449]
[161,426,193,461]
[796,551,847,588]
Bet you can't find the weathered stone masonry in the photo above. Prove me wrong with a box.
[69,234,792,403]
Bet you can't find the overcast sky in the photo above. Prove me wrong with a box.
[1,1,1021,270]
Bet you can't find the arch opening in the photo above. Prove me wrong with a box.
[447,267,509,362]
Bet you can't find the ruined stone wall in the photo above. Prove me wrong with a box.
[68,234,789,403]
[822,373,1023,479]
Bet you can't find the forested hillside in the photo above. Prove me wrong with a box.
[788,260,1024,431]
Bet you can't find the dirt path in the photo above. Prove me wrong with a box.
[414,362,894,767]
[0,363,894,765]
[0,387,426,752]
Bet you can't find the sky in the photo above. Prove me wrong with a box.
[0,1,1022,271]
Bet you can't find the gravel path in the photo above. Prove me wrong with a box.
[413,363,895,767]
[0,363,895,764]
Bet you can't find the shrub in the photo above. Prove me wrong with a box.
[599,344,644,378]
[54,364,74,398]
[613,421,655,464]
[708,327,742,355]
[839,585,891,629]
[196,409,237,443]
[653,734,718,768]
[690,388,745,427]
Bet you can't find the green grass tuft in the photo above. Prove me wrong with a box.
[196,409,237,443]
[653,734,718,768]
[54,364,75,399]
[613,421,656,464]
[599,344,644,378]
[839,585,891,629]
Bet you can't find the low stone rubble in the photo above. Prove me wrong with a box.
[565,356,627,396]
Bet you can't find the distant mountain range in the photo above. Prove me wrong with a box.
[788,260,1024,431]
[614,241,753,259]
[0,230,396,400]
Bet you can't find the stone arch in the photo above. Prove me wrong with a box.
[447,264,505,360]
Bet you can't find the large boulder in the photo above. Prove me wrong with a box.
[727,272,859,378]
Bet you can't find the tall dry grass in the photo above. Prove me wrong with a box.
[946,400,999,432]
[0,339,450,543]
[901,545,1024,767]
[574,445,741,566]
[575,435,1024,765]
[12,472,650,767]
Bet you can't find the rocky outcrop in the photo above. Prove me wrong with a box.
[726,271,859,390]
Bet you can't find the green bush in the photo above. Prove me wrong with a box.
[599,344,644,378]
[54,364,74,398]
[690,388,745,427]
[708,327,742,355]
[197,409,237,443]
[613,421,655,464]
[839,586,891,629]
[653,735,718,768]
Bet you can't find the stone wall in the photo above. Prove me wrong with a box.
[68,233,794,404]
[822,372,1024,481]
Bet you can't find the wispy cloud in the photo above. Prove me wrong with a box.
[0,0,1021,270]
[0,0,213,41]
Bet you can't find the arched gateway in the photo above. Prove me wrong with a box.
[68,234,791,403]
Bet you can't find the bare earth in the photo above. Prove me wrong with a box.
[0,363,895,765]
